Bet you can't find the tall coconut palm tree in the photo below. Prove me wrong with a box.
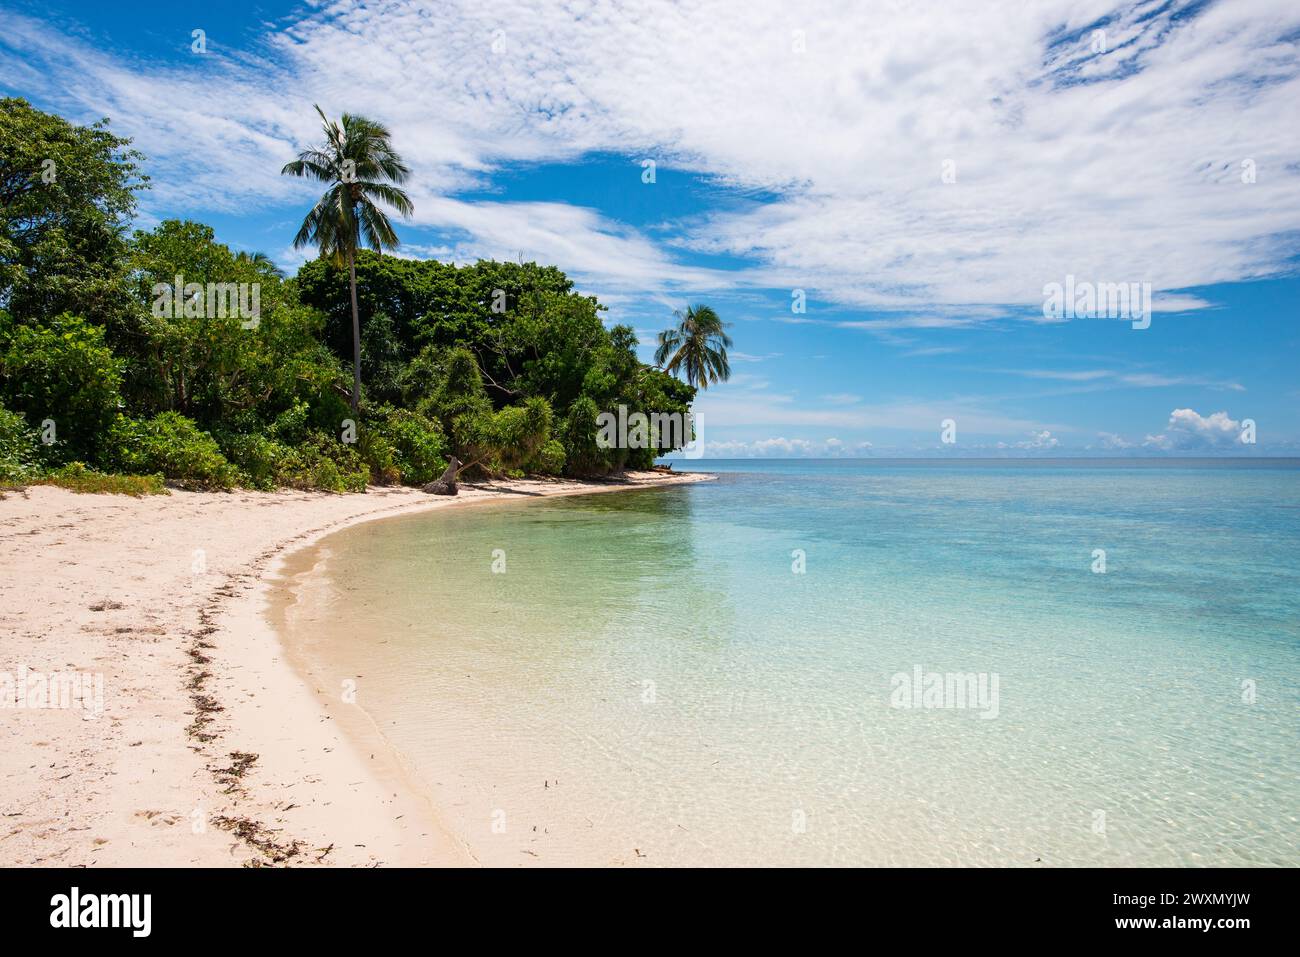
[282,105,413,415]
[654,304,732,389]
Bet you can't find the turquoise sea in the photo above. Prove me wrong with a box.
[282,459,1299,866]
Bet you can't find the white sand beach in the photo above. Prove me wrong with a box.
[0,471,711,867]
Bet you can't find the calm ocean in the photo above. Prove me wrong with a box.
[279,459,1299,866]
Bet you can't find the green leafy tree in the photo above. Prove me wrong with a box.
[0,98,145,326]
[654,303,732,389]
[561,395,608,476]
[125,220,345,431]
[628,365,696,466]
[294,253,575,385]
[359,310,405,405]
[404,345,492,432]
[508,290,611,410]
[282,106,413,416]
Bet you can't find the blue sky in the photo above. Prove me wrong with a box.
[2,0,1298,456]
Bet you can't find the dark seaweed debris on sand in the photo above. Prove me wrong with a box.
[211,814,307,866]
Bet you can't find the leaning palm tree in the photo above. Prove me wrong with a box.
[654,304,733,389]
[282,105,413,415]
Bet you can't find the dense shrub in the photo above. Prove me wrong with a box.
[525,438,566,476]
[357,428,401,485]
[0,313,123,465]
[0,403,40,483]
[220,428,370,492]
[267,400,312,446]
[374,408,447,485]
[218,432,288,491]
[110,412,239,490]
[457,396,553,476]
[273,432,369,493]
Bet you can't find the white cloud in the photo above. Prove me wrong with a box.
[1015,430,1060,450]
[400,196,739,299]
[998,368,1246,391]
[700,436,872,458]
[3,0,1298,317]
[1144,409,1249,450]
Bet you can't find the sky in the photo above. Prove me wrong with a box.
[2,0,1297,457]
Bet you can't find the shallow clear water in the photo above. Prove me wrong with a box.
[283,460,1300,866]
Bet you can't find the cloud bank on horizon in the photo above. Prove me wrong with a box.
[2,0,1297,455]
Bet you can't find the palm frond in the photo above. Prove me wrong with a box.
[282,104,414,260]
[360,181,414,218]
[655,305,732,389]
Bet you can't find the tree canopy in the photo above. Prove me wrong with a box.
[0,97,145,326]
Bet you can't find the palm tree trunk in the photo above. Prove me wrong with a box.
[347,247,361,416]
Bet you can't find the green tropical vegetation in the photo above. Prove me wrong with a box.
[0,97,713,493]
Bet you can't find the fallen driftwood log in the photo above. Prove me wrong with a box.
[422,456,461,495]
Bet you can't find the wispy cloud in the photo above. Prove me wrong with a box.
[993,367,1246,391]
[3,0,1298,317]
[700,436,874,458]
[902,345,963,358]
[695,388,1060,436]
